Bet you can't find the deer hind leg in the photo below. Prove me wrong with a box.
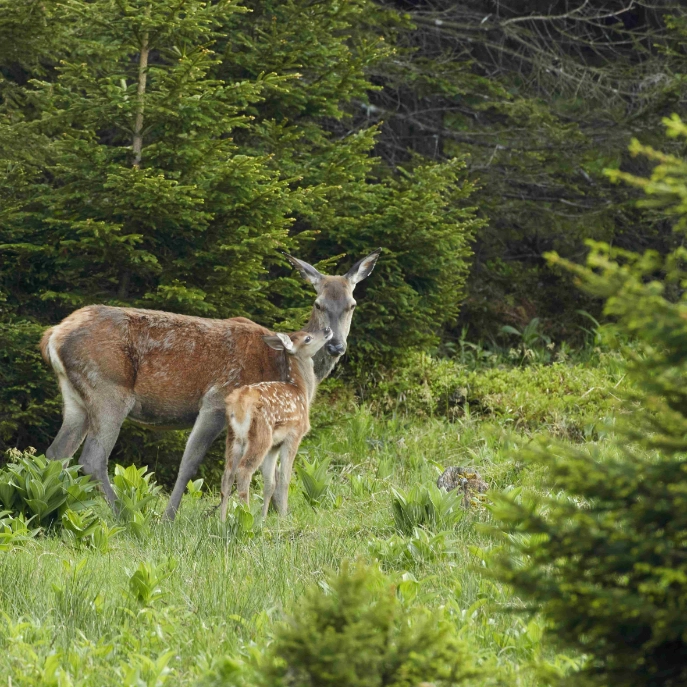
[79,390,135,506]
[235,420,272,508]
[273,435,303,516]
[220,435,245,522]
[259,446,280,518]
[46,372,88,460]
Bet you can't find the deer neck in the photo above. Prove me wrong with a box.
[312,347,338,382]
[289,355,317,407]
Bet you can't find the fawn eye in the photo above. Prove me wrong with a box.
[314,303,322,310]
[305,336,312,343]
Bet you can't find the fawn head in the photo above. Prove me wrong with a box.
[263,327,333,361]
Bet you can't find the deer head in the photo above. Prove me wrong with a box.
[281,249,381,362]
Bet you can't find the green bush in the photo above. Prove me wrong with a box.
[254,562,479,687]
[368,528,455,570]
[296,455,332,508]
[490,118,687,686]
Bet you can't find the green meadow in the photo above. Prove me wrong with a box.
[0,350,625,686]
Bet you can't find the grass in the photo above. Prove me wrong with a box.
[0,352,625,685]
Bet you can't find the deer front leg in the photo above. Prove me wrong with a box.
[273,436,303,516]
[164,406,226,520]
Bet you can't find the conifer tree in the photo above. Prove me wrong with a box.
[490,118,687,686]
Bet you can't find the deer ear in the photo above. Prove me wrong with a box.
[280,251,324,291]
[345,248,381,288]
[263,333,294,352]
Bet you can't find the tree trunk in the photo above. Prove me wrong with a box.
[132,31,149,168]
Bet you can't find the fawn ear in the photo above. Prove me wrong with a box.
[280,251,324,291]
[345,248,381,288]
[263,333,294,352]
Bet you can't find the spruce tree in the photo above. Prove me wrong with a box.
[490,118,687,686]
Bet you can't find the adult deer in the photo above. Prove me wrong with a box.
[39,249,380,519]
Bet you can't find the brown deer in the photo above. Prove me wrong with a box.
[220,327,332,521]
[39,249,380,519]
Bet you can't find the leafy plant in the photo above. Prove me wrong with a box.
[119,651,175,687]
[348,473,376,498]
[296,456,332,508]
[112,464,162,538]
[186,478,204,500]
[61,508,124,553]
[125,559,176,608]
[216,500,257,542]
[0,449,97,526]
[0,511,40,551]
[501,317,553,364]
[368,528,454,570]
[391,484,463,534]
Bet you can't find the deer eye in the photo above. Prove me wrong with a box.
[314,303,322,310]
[305,336,312,343]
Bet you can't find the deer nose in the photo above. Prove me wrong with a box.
[326,341,346,356]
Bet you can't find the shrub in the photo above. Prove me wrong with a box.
[368,528,455,570]
[295,456,332,508]
[256,562,479,687]
[0,511,40,551]
[61,508,123,553]
[216,500,258,542]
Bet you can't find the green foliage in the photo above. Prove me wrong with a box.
[61,508,124,553]
[255,561,479,687]
[391,484,463,535]
[0,511,40,551]
[0,449,97,526]
[295,455,332,508]
[185,478,204,500]
[216,500,257,542]
[125,558,176,608]
[368,528,454,570]
[370,349,625,438]
[490,119,687,686]
[112,464,162,538]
